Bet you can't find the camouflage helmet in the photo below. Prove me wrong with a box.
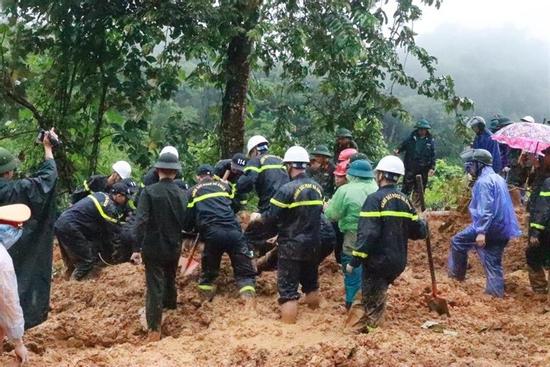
[336,128,353,139]
[0,148,19,174]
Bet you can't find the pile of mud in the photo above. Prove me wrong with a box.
[1,210,548,366]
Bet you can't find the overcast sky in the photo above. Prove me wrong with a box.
[416,0,550,47]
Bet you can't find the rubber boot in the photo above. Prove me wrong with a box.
[304,290,320,310]
[528,267,548,294]
[344,303,376,334]
[280,300,298,324]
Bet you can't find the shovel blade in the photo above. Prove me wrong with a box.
[428,297,451,317]
[180,256,200,276]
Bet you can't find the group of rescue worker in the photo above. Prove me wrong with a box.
[0,115,549,358]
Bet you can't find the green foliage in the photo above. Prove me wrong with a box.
[425,159,468,210]
[0,0,473,193]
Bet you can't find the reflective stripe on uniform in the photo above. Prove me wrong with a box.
[244,164,284,173]
[530,223,545,230]
[269,198,323,209]
[352,250,368,259]
[198,284,214,291]
[88,195,118,224]
[239,285,256,293]
[360,211,418,220]
[187,191,233,208]
[128,200,137,210]
[83,180,90,192]
[540,191,550,197]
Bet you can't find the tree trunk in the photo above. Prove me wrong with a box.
[219,33,252,158]
[89,82,108,175]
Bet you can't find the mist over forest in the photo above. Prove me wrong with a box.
[385,25,550,159]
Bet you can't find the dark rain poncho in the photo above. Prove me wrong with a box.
[0,159,57,329]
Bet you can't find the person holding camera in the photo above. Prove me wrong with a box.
[0,128,58,330]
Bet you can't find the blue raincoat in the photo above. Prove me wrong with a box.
[473,129,502,173]
[448,166,521,297]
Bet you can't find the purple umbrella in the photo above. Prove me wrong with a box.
[492,122,550,155]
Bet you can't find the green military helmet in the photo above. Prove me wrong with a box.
[336,128,353,139]
[154,152,182,171]
[460,148,493,166]
[309,144,332,158]
[415,119,432,129]
[0,147,19,174]
[347,159,375,179]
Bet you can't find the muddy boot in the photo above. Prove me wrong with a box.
[304,290,320,310]
[344,303,377,334]
[528,267,548,294]
[280,300,298,324]
[198,284,216,302]
[146,331,161,343]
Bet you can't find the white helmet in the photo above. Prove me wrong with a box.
[247,135,269,154]
[112,160,132,179]
[283,146,310,163]
[520,115,535,123]
[374,155,405,176]
[160,145,179,159]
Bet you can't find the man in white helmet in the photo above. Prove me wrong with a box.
[345,155,427,333]
[71,160,132,204]
[252,146,324,323]
[237,135,289,213]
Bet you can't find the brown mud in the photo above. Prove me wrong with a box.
[1,210,549,366]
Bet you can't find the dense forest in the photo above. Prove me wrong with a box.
[0,1,546,192]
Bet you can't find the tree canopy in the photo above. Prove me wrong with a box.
[0,0,473,191]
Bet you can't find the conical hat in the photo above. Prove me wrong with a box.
[0,204,31,223]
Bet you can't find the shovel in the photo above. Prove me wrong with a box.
[180,233,200,276]
[416,175,451,317]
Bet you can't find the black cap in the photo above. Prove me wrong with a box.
[231,153,247,171]
[197,164,214,176]
[111,182,132,197]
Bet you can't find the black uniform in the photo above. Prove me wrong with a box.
[349,184,427,330]
[133,178,188,332]
[237,153,289,213]
[115,169,187,263]
[185,177,256,295]
[55,192,122,280]
[0,159,57,329]
[71,174,111,204]
[398,131,436,196]
[257,214,336,273]
[263,173,324,304]
[214,159,247,212]
[526,177,550,293]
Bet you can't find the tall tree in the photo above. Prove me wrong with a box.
[0,0,181,189]
[167,0,472,158]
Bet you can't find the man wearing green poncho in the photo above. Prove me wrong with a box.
[325,159,378,309]
[0,129,58,329]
